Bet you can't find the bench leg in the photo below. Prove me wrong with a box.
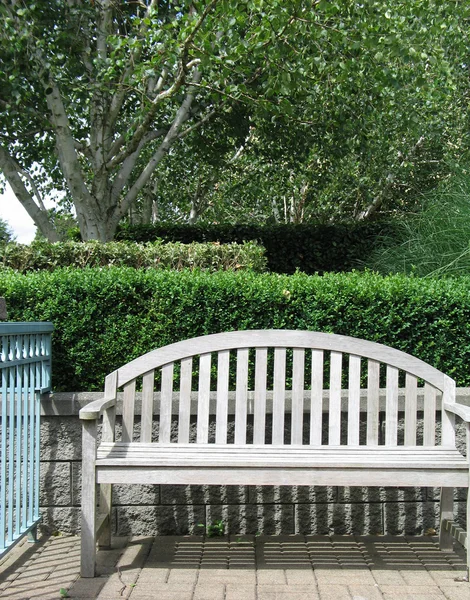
[81,420,97,578]
[467,477,470,580]
[98,483,112,548]
[439,487,454,552]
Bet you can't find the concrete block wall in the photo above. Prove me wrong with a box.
[36,392,469,538]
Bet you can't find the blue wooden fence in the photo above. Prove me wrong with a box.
[0,322,53,557]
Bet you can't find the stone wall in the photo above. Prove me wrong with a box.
[36,391,469,538]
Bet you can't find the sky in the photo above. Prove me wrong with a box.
[0,185,39,244]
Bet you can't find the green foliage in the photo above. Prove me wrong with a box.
[0,218,15,244]
[138,0,470,226]
[1,1,469,238]
[0,269,469,391]
[0,240,266,273]
[365,168,470,277]
[197,520,226,537]
[113,222,396,274]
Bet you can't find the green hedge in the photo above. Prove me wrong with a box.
[112,223,396,274]
[0,240,267,273]
[1,268,469,391]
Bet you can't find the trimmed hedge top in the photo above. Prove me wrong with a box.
[0,240,267,273]
[0,267,469,390]
[110,222,396,274]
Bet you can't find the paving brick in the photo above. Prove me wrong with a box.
[67,576,108,599]
[225,584,257,600]
[285,569,316,584]
[132,568,169,585]
[437,586,470,600]
[348,584,384,600]
[381,585,446,599]
[257,584,320,600]
[193,583,226,600]
[314,569,376,585]
[127,583,194,600]
[398,569,437,585]
[256,569,287,584]
[166,568,198,584]
[371,569,407,586]
[96,570,140,599]
[315,584,351,600]
[197,568,256,585]
[0,581,73,599]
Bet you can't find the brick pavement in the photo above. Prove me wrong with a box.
[0,534,467,600]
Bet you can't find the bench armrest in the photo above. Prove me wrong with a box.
[79,397,116,420]
[443,401,470,423]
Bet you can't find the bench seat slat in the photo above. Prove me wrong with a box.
[97,443,467,470]
[96,466,468,488]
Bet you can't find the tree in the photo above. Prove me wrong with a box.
[0,218,15,244]
[1,1,468,239]
[153,2,470,224]
[0,0,313,240]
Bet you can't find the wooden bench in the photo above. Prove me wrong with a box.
[79,330,470,578]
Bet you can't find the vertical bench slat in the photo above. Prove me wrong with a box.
[423,383,437,446]
[122,380,136,443]
[197,353,211,443]
[291,349,305,445]
[310,349,324,445]
[405,373,418,445]
[235,349,249,444]
[159,363,174,443]
[253,348,268,445]
[100,371,117,547]
[347,355,361,445]
[366,359,380,445]
[441,376,456,446]
[103,372,118,443]
[385,365,399,446]
[272,348,286,445]
[178,357,193,443]
[329,351,342,445]
[141,371,154,443]
[216,350,230,444]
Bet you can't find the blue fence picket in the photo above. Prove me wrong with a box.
[0,323,53,557]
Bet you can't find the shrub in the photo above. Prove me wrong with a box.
[113,222,396,274]
[0,240,267,273]
[0,268,469,390]
[365,169,470,277]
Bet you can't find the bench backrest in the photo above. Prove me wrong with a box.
[104,330,456,447]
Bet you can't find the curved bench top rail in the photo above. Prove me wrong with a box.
[115,330,449,390]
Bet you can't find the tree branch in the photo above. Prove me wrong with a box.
[110,128,167,203]
[105,0,217,171]
[356,136,425,220]
[0,146,60,241]
[110,69,203,229]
